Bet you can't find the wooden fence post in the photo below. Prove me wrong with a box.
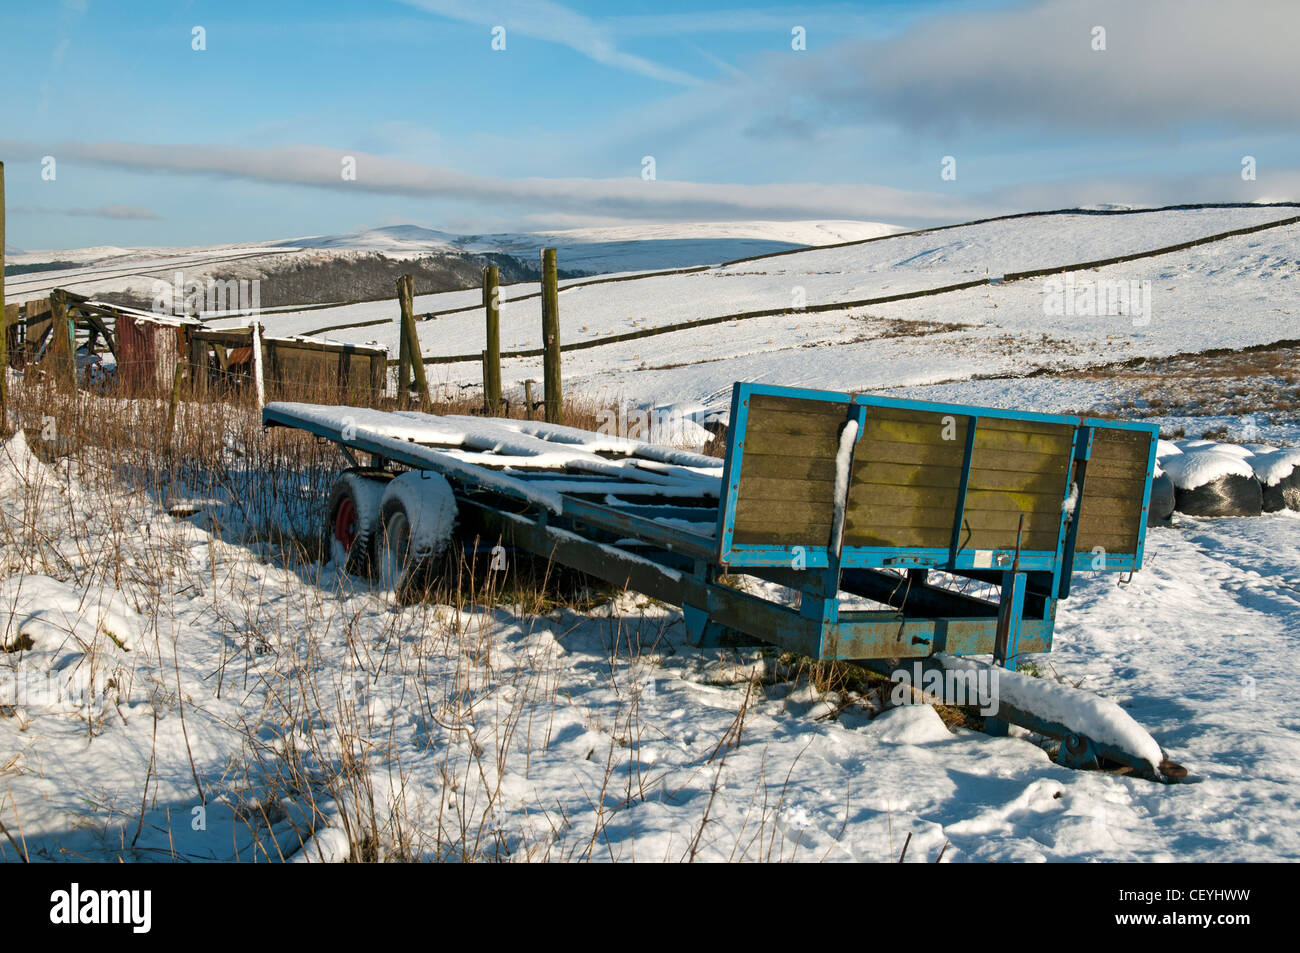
[399,275,431,411]
[523,379,536,420]
[188,331,207,399]
[49,289,75,390]
[483,265,501,415]
[250,320,265,409]
[396,277,411,406]
[165,358,185,446]
[541,248,561,424]
[0,160,7,426]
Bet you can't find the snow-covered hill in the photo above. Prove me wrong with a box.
[216,205,1300,420]
[3,219,903,306]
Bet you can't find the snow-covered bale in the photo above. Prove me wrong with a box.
[1155,439,1183,460]
[1147,467,1176,524]
[1161,449,1262,517]
[1249,448,1300,512]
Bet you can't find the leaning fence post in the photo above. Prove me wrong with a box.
[399,275,431,412]
[523,379,536,420]
[483,265,501,414]
[541,248,561,423]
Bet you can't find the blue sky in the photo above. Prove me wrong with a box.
[2,0,1298,249]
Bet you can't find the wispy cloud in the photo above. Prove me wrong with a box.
[11,202,161,220]
[604,5,895,37]
[398,0,700,86]
[0,139,1000,225]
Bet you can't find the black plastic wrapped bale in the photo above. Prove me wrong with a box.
[1174,474,1262,517]
[1147,470,1176,524]
[1262,469,1300,512]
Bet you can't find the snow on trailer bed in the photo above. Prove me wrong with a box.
[262,401,724,521]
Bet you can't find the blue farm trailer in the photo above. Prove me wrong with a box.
[264,381,1183,782]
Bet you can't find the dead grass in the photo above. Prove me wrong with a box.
[1055,341,1300,424]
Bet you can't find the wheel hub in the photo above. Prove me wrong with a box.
[334,497,357,549]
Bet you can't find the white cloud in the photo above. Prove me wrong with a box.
[0,138,1001,225]
[11,203,161,220]
[778,0,1300,132]
[399,0,700,86]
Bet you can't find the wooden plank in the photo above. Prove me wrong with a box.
[852,438,966,467]
[969,445,1071,476]
[846,483,963,510]
[861,415,967,447]
[191,328,252,344]
[1085,458,1149,479]
[733,522,834,545]
[1091,426,1152,457]
[964,487,1068,516]
[1074,495,1144,519]
[853,461,1065,494]
[748,393,848,418]
[863,405,961,423]
[743,430,840,457]
[1082,474,1150,497]
[851,461,962,488]
[847,506,1061,534]
[1073,531,1140,554]
[976,416,1076,438]
[741,454,838,481]
[734,497,833,528]
[844,524,952,549]
[972,428,1074,456]
[964,528,1062,552]
[747,407,849,437]
[735,475,835,502]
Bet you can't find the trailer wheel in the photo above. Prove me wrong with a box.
[326,469,392,578]
[373,471,458,603]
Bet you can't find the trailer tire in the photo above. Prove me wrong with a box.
[326,469,392,578]
[373,471,458,603]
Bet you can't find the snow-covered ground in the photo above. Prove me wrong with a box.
[3,206,1298,863]
[3,219,901,305]
[3,425,1298,862]
[201,206,1299,416]
[282,220,904,274]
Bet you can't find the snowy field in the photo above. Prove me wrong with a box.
[3,206,1298,863]
[3,220,899,305]
[188,206,1300,416]
[2,424,1298,862]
